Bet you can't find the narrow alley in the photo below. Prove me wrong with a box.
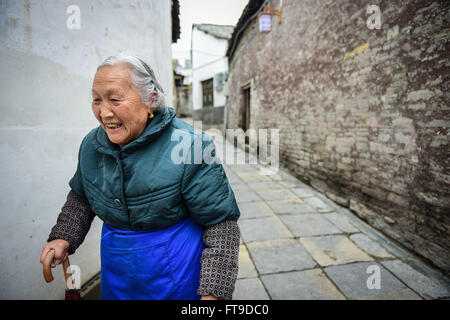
[214,137,450,300]
[80,126,450,300]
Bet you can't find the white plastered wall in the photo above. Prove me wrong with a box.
[0,0,173,299]
[191,27,229,110]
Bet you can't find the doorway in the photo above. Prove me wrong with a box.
[241,82,250,133]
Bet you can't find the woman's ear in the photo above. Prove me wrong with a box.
[147,91,158,114]
[151,91,158,102]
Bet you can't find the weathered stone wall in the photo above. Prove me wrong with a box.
[226,0,449,274]
[176,85,193,117]
[193,106,225,125]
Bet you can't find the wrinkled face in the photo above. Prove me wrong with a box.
[91,63,153,145]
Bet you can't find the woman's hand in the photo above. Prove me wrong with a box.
[200,294,220,300]
[40,239,70,268]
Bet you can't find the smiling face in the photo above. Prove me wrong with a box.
[91,63,154,145]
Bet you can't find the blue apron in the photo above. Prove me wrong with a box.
[100,217,205,300]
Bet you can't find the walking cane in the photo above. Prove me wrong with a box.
[43,248,82,300]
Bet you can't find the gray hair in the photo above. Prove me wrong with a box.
[97,53,168,114]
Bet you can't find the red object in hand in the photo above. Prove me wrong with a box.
[65,289,82,300]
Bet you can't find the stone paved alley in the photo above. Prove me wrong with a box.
[81,120,450,300]
[213,137,450,300]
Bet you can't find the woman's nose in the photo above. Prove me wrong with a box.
[100,103,114,118]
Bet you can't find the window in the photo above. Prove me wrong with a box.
[201,78,214,107]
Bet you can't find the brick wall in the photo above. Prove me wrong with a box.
[226,0,449,274]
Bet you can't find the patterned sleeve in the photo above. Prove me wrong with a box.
[47,190,96,255]
[197,220,240,300]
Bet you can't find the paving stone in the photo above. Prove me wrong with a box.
[291,188,316,198]
[266,199,317,215]
[224,170,242,183]
[233,278,270,300]
[350,233,394,258]
[257,166,279,176]
[255,188,299,201]
[229,182,251,192]
[278,180,300,188]
[234,190,261,204]
[381,260,450,299]
[229,163,258,171]
[280,214,342,237]
[299,235,373,267]
[324,212,360,233]
[222,166,239,179]
[247,239,316,274]
[238,201,275,219]
[303,196,334,212]
[223,167,234,177]
[261,269,346,300]
[324,262,422,300]
[238,217,292,243]
[247,181,283,191]
[267,173,285,181]
[238,245,257,279]
[235,172,272,183]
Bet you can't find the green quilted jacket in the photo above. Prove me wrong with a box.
[69,108,240,230]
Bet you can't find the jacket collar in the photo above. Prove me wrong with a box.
[94,107,176,155]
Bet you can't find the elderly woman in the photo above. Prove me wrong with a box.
[40,53,241,300]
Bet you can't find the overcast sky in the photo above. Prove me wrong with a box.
[172,0,249,63]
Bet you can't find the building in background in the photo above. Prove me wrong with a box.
[226,0,449,276]
[0,0,179,299]
[173,58,193,117]
[191,23,234,129]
